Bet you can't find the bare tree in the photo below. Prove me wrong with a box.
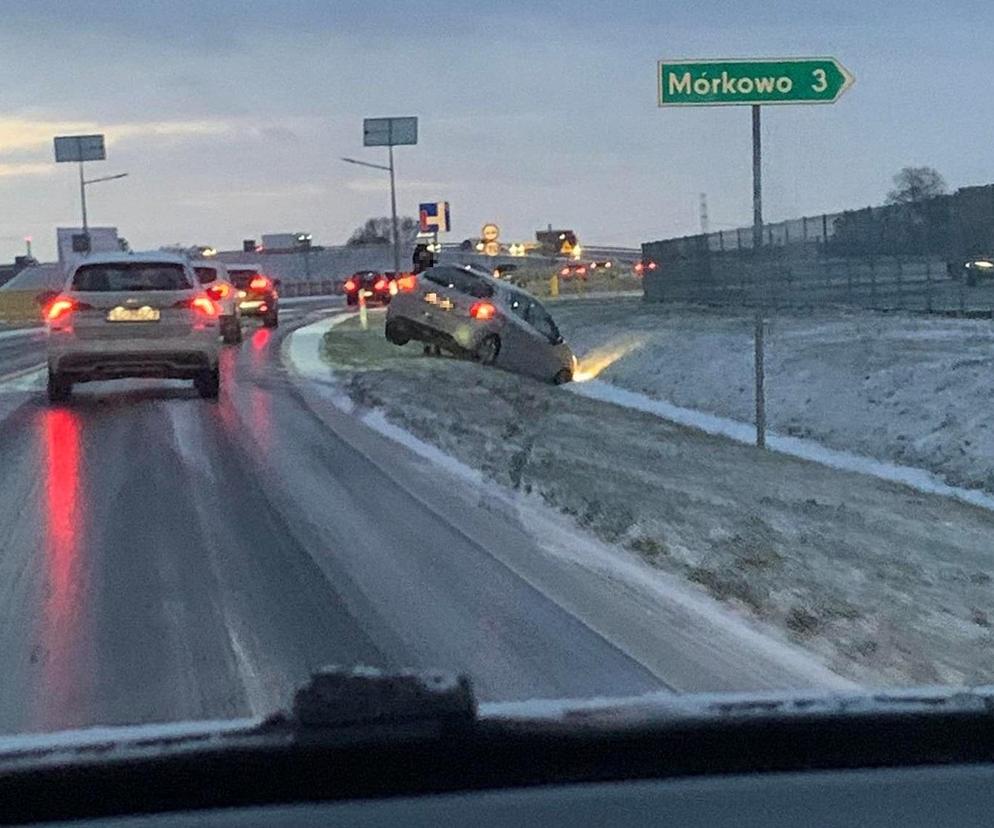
[346,216,419,247]
[886,166,948,205]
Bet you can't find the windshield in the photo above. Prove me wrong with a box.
[72,262,191,291]
[2,0,992,763]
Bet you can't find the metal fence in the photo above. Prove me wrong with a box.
[642,252,994,317]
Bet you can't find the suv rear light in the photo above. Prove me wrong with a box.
[470,301,497,321]
[206,283,230,301]
[395,274,418,293]
[174,295,219,317]
[45,296,90,322]
[344,279,357,293]
[249,276,270,291]
[374,278,388,292]
[560,267,570,276]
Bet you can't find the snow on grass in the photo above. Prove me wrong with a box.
[555,298,994,496]
[286,313,994,688]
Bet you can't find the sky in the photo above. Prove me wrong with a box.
[0,0,992,262]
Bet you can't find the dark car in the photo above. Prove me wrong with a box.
[344,271,395,306]
[226,264,280,328]
[559,262,588,281]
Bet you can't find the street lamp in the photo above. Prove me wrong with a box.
[341,155,399,271]
[80,172,129,237]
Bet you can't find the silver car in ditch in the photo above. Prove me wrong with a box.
[384,264,576,383]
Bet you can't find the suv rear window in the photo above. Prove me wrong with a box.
[194,267,219,284]
[72,263,192,292]
[228,270,260,289]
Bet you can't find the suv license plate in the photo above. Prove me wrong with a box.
[107,306,161,322]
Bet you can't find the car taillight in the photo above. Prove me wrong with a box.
[206,283,230,301]
[578,267,587,275]
[374,278,388,292]
[45,297,78,322]
[249,276,270,291]
[395,274,418,293]
[648,262,658,270]
[470,301,497,321]
[560,268,569,276]
[344,279,357,293]
[175,295,219,317]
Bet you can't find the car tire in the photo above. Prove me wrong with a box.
[47,370,72,404]
[385,319,410,346]
[553,368,573,385]
[195,366,220,400]
[347,295,357,307]
[475,334,501,365]
[263,310,279,328]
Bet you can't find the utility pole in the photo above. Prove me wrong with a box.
[388,143,400,276]
[752,105,763,250]
[699,192,710,235]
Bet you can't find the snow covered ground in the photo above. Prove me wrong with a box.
[555,298,994,495]
[306,310,994,688]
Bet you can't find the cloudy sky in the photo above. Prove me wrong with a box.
[0,0,990,261]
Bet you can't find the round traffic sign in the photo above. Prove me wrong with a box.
[481,223,500,242]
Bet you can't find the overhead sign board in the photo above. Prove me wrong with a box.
[419,201,450,233]
[54,134,106,162]
[657,58,853,106]
[363,117,418,147]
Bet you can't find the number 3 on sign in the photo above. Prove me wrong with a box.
[811,68,828,93]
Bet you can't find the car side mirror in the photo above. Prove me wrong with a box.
[35,289,58,307]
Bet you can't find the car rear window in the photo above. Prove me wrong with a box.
[72,263,192,292]
[229,270,260,289]
[194,267,218,284]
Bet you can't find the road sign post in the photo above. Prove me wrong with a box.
[361,117,419,278]
[657,57,853,448]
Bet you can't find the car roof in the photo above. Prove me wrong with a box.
[225,262,261,271]
[72,251,188,267]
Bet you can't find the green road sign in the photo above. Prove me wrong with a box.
[658,58,854,106]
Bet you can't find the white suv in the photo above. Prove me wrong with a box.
[45,252,222,403]
[191,259,242,344]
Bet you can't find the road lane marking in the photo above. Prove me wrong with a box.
[0,362,45,386]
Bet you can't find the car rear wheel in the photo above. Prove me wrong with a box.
[263,309,279,328]
[553,368,573,385]
[195,366,220,400]
[47,370,72,404]
[385,319,410,346]
[475,334,500,365]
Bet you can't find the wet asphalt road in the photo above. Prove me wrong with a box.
[0,301,667,735]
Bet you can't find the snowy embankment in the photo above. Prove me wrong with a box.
[555,298,994,495]
[297,311,994,689]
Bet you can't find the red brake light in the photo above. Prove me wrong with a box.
[249,276,270,291]
[560,268,569,276]
[45,297,76,322]
[344,279,357,293]
[374,278,388,292]
[470,301,497,321]
[396,274,418,293]
[634,262,644,274]
[649,262,658,270]
[578,267,587,275]
[175,295,219,317]
[206,283,230,301]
